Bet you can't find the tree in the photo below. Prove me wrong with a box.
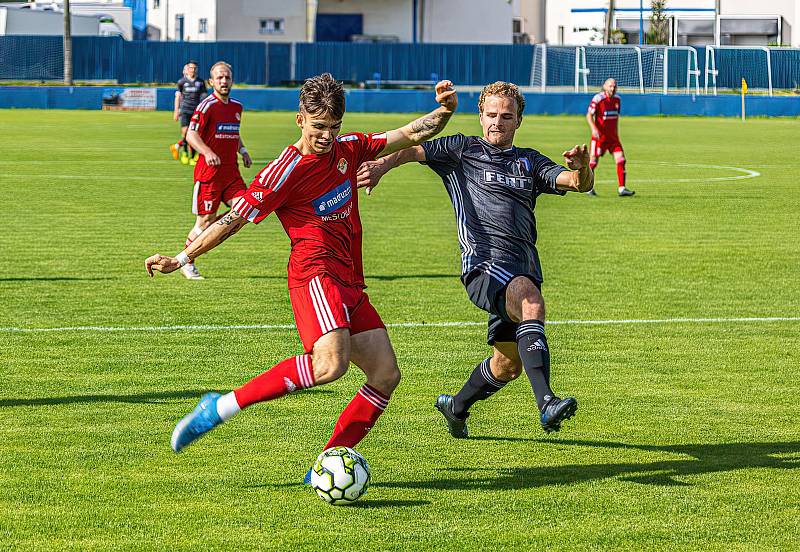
[646,0,670,45]
[64,0,73,85]
[604,0,616,44]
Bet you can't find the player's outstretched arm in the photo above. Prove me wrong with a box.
[145,211,248,277]
[356,146,426,194]
[380,80,457,157]
[556,144,594,193]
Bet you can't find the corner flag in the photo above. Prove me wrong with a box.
[741,78,748,121]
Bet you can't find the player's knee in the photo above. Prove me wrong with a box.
[311,355,349,384]
[371,362,401,394]
[493,356,522,380]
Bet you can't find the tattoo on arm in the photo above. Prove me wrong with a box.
[407,110,453,142]
[216,212,237,226]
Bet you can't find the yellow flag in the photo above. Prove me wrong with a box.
[742,78,748,94]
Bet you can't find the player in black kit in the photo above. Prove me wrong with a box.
[356,81,593,438]
[170,61,207,165]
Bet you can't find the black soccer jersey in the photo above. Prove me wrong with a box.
[176,76,208,114]
[421,133,567,277]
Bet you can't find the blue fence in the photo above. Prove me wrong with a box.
[2,36,800,90]
[2,86,798,117]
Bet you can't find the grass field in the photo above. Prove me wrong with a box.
[1,109,798,551]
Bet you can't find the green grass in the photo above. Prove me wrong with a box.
[0,109,798,551]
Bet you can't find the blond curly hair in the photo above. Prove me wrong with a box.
[478,81,525,119]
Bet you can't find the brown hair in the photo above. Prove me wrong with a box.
[299,73,345,120]
[478,81,525,119]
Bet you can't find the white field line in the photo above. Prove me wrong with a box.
[595,161,761,185]
[2,161,760,184]
[1,316,799,334]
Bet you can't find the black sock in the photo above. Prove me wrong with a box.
[452,357,507,418]
[516,320,554,411]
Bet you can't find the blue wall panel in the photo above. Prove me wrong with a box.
[2,86,798,117]
[266,43,292,86]
[294,43,533,85]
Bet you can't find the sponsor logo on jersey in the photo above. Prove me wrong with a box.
[321,202,352,222]
[215,122,240,139]
[483,170,533,191]
[337,158,348,174]
[251,191,263,201]
[312,180,352,216]
[517,157,531,173]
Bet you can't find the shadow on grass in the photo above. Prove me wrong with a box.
[376,439,800,490]
[346,499,431,508]
[0,388,332,407]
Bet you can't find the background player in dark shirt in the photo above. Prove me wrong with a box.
[357,81,593,438]
[170,61,207,165]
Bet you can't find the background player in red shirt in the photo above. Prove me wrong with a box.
[180,61,253,279]
[144,74,458,479]
[586,78,635,197]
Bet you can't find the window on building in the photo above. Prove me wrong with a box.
[259,18,285,35]
[153,0,160,8]
[513,18,522,34]
[199,18,208,34]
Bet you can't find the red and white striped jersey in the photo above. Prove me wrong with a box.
[588,92,621,139]
[189,93,243,182]
[233,132,387,288]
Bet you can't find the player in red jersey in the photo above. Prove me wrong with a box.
[144,74,458,476]
[586,78,634,197]
[179,61,253,279]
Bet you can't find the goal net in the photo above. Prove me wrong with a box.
[0,36,64,81]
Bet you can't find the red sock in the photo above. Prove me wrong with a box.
[616,159,626,187]
[589,160,598,171]
[233,354,314,408]
[324,384,390,450]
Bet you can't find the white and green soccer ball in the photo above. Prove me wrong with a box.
[310,446,370,505]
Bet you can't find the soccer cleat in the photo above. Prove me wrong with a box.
[303,467,312,485]
[171,392,223,452]
[180,263,204,280]
[169,143,180,160]
[585,188,598,197]
[540,396,578,434]
[618,187,635,197]
[180,152,190,165]
[434,394,469,438]
[189,155,197,166]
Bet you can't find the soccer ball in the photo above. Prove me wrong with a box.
[310,446,370,505]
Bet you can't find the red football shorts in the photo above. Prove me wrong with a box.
[192,173,247,215]
[591,136,623,158]
[289,274,386,352]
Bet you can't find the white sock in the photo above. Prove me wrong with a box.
[216,392,241,421]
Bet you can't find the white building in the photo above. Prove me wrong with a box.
[544,0,799,47]
[146,0,513,44]
[0,1,131,38]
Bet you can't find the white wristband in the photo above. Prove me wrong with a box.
[176,252,190,266]
[239,146,248,155]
